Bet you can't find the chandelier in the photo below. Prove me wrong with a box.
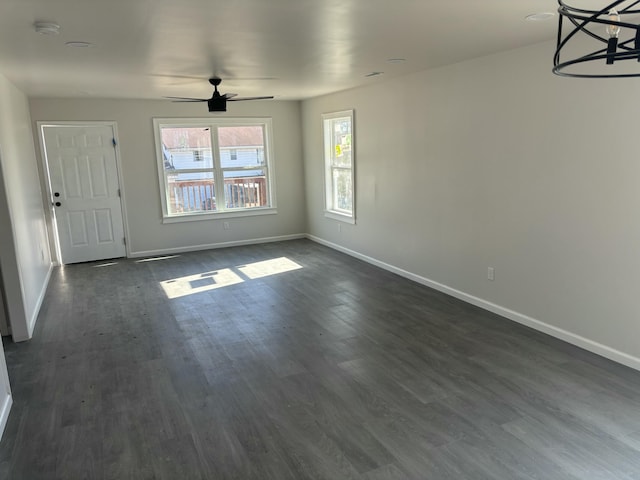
[554,0,640,77]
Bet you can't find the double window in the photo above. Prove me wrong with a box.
[154,118,275,222]
[323,110,355,223]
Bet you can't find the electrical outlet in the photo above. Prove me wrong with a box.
[223,221,230,230]
[487,267,495,281]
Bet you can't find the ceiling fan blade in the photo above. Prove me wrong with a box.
[164,96,208,102]
[228,96,275,102]
[165,78,273,109]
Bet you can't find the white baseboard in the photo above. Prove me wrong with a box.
[11,262,54,343]
[129,233,306,259]
[307,234,640,372]
[0,392,11,442]
[26,262,53,339]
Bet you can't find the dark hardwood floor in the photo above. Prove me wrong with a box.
[1,239,640,479]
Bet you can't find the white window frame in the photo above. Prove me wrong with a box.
[153,117,277,223]
[323,110,355,224]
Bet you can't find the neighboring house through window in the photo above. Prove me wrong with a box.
[154,118,275,222]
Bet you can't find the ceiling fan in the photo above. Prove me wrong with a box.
[165,77,274,112]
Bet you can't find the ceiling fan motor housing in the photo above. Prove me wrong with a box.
[208,98,227,112]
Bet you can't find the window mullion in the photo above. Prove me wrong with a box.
[210,126,226,212]
[166,168,215,175]
[221,166,267,172]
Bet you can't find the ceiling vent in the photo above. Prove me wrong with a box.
[34,22,60,35]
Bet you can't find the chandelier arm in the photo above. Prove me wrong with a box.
[618,0,640,13]
[557,9,640,56]
[566,15,610,44]
[555,15,582,67]
[554,16,567,66]
[556,13,595,56]
[566,16,640,51]
[556,12,564,57]
[555,10,608,63]
[556,50,640,67]
[558,0,630,15]
[554,50,640,77]
[617,37,640,51]
[565,11,640,39]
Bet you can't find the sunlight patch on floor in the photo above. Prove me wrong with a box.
[160,268,243,299]
[237,257,303,279]
[136,255,181,263]
[159,256,303,299]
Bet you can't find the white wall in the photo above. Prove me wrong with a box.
[0,279,7,335]
[0,74,52,342]
[29,98,306,257]
[0,182,12,439]
[0,71,54,439]
[302,40,640,368]
[0,334,10,441]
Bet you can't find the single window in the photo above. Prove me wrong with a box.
[323,110,355,223]
[154,118,276,222]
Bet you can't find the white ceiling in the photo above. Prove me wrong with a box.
[0,0,562,101]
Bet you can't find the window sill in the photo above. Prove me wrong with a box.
[162,207,277,224]
[324,210,355,224]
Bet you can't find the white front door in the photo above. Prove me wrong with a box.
[42,125,126,264]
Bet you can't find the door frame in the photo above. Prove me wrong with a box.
[37,121,131,264]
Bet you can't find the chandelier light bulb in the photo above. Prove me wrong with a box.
[607,9,621,38]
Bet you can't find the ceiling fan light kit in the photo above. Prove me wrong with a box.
[165,77,274,112]
[554,0,640,77]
